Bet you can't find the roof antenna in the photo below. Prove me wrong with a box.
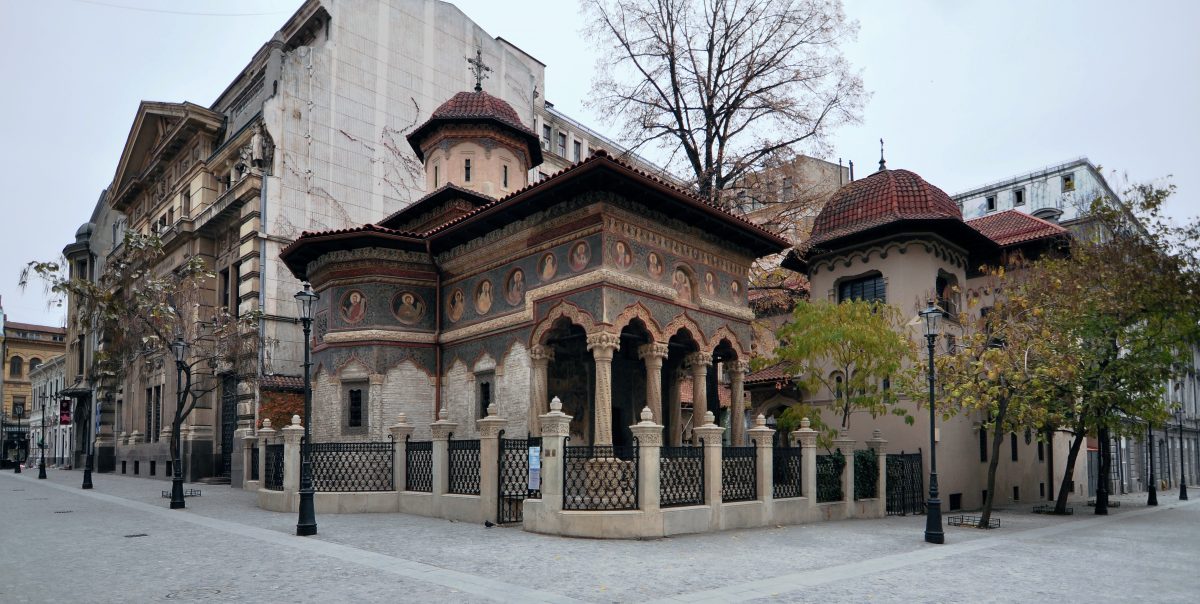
[467,48,491,92]
[878,138,887,172]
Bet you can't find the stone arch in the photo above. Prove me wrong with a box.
[336,357,371,381]
[611,302,664,343]
[705,325,746,357]
[530,300,597,347]
[662,312,708,351]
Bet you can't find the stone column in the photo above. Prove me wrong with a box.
[793,418,818,510]
[630,406,664,513]
[730,361,749,446]
[369,374,385,439]
[477,404,508,523]
[748,415,775,510]
[866,429,888,518]
[241,432,258,489]
[129,430,145,445]
[281,415,304,495]
[539,396,574,513]
[389,414,414,493]
[668,369,684,447]
[257,420,274,492]
[638,343,670,424]
[430,409,457,507]
[694,411,725,528]
[528,345,554,436]
[586,332,621,446]
[687,353,711,445]
[834,429,856,518]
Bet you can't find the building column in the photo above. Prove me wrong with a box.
[687,352,711,445]
[529,345,554,436]
[586,332,620,446]
[668,369,684,447]
[638,343,669,424]
[730,360,749,446]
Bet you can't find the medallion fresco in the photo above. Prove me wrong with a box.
[568,240,591,271]
[505,268,525,305]
[447,288,466,323]
[539,252,558,281]
[391,291,426,325]
[647,251,664,278]
[475,279,494,315]
[612,239,634,271]
[339,289,367,324]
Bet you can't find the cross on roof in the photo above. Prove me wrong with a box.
[467,48,491,92]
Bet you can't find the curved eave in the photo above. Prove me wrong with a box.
[801,218,998,264]
[406,116,543,166]
[280,229,426,281]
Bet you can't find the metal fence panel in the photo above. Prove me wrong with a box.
[886,452,925,515]
[563,442,639,510]
[816,451,845,503]
[660,445,704,507]
[773,446,803,499]
[264,444,284,491]
[498,436,541,524]
[448,439,481,495]
[250,446,260,482]
[721,446,757,502]
[854,449,879,500]
[309,441,394,492]
[405,439,433,493]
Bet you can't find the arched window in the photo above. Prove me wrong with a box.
[29,358,42,372]
[9,356,22,378]
[838,272,885,303]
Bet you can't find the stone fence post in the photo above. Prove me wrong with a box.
[389,414,414,493]
[693,411,725,529]
[257,420,275,491]
[281,415,304,495]
[629,407,663,513]
[866,429,888,518]
[242,432,259,489]
[430,409,457,508]
[477,405,508,523]
[748,415,775,512]
[834,429,856,517]
[538,397,573,514]
[793,418,818,510]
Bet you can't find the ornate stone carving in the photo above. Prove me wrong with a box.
[322,330,437,344]
[638,342,669,423]
[612,302,665,342]
[664,314,709,349]
[587,331,620,446]
[629,406,663,447]
[530,300,597,346]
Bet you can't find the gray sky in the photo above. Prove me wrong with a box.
[2,0,1197,328]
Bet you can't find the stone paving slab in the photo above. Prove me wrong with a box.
[2,469,1197,603]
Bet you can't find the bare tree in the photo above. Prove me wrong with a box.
[583,0,865,208]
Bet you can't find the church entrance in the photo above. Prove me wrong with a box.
[545,318,593,444]
[610,320,652,448]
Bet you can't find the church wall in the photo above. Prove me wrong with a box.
[427,138,528,198]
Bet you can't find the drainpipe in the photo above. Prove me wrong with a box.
[426,239,443,419]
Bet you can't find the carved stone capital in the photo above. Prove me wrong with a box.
[866,428,888,454]
[731,360,751,376]
[430,418,458,441]
[794,417,817,449]
[747,414,775,447]
[389,413,414,441]
[529,344,555,364]
[638,342,670,362]
[586,331,621,359]
[685,352,712,371]
[477,415,508,439]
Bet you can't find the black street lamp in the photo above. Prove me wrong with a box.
[295,282,320,536]
[920,301,944,545]
[1147,422,1158,506]
[13,402,24,474]
[38,391,47,479]
[169,336,188,509]
[1177,407,1188,501]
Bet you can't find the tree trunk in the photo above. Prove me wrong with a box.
[1095,426,1110,515]
[1054,426,1086,514]
[979,399,1009,529]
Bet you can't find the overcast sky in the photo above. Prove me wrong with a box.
[2,0,1197,327]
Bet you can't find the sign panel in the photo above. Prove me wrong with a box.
[528,446,542,491]
[59,400,72,425]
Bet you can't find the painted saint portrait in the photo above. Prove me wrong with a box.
[647,252,663,278]
[704,271,717,296]
[672,268,694,301]
[506,269,525,305]
[447,288,465,323]
[475,279,494,315]
[391,291,425,325]
[730,279,741,300]
[539,253,558,281]
[569,241,590,271]
[340,289,367,324]
[613,240,633,270]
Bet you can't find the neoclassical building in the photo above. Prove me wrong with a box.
[281,88,788,448]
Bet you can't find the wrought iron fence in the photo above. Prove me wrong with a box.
[773,446,803,499]
[264,444,284,491]
[498,436,541,524]
[308,441,394,492]
[854,449,878,500]
[250,446,260,482]
[448,439,481,495]
[660,445,704,507]
[563,441,639,510]
[816,451,845,503]
[721,446,757,502]
[405,439,433,492]
[886,452,925,516]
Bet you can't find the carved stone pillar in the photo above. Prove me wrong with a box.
[668,369,684,447]
[687,352,711,445]
[529,344,554,436]
[730,360,749,446]
[638,342,669,424]
[586,332,620,446]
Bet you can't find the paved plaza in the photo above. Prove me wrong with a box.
[0,469,1197,603]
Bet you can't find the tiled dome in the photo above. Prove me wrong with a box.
[406,89,541,165]
[808,169,961,247]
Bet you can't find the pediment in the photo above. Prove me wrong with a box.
[109,101,223,211]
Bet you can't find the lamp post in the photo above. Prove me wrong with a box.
[12,402,24,474]
[295,282,319,536]
[38,391,47,479]
[169,336,188,509]
[1147,422,1158,506]
[1177,407,1188,501]
[920,301,944,545]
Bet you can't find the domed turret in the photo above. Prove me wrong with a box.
[808,169,962,248]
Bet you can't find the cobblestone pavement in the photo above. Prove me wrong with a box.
[1,469,1197,603]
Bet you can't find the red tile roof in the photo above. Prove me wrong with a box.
[679,378,736,408]
[808,169,962,247]
[260,374,304,392]
[744,363,792,384]
[3,321,66,335]
[429,90,531,134]
[966,209,1067,247]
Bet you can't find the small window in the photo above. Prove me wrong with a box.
[502,165,509,188]
[945,335,956,354]
[573,141,582,162]
[29,358,42,372]
[542,125,551,147]
[9,356,22,377]
[949,493,962,511]
[476,372,495,419]
[1010,432,1018,461]
[838,274,886,303]
[1062,173,1075,192]
[986,196,996,212]
[182,189,192,215]
[557,133,567,157]
[464,159,472,183]
[348,388,364,427]
[1038,439,1045,461]
[1013,188,1025,206]
[150,460,157,476]
[1012,485,1020,501]
[980,427,988,462]
[434,165,439,187]
[1040,482,1045,497]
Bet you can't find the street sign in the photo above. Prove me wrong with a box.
[59,400,72,425]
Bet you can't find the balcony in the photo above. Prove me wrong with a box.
[194,173,262,236]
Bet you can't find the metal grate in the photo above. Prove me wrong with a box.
[816,451,845,503]
[854,449,879,500]
[721,446,757,502]
[250,447,259,482]
[498,436,541,524]
[448,439,481,495]
[660,445,704,507]
[264,444,284,491]
[773,446,803,499]
[405,439,433,492]
[309,441,394,492]
[563,441,639,510]
[885,452,925,516]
